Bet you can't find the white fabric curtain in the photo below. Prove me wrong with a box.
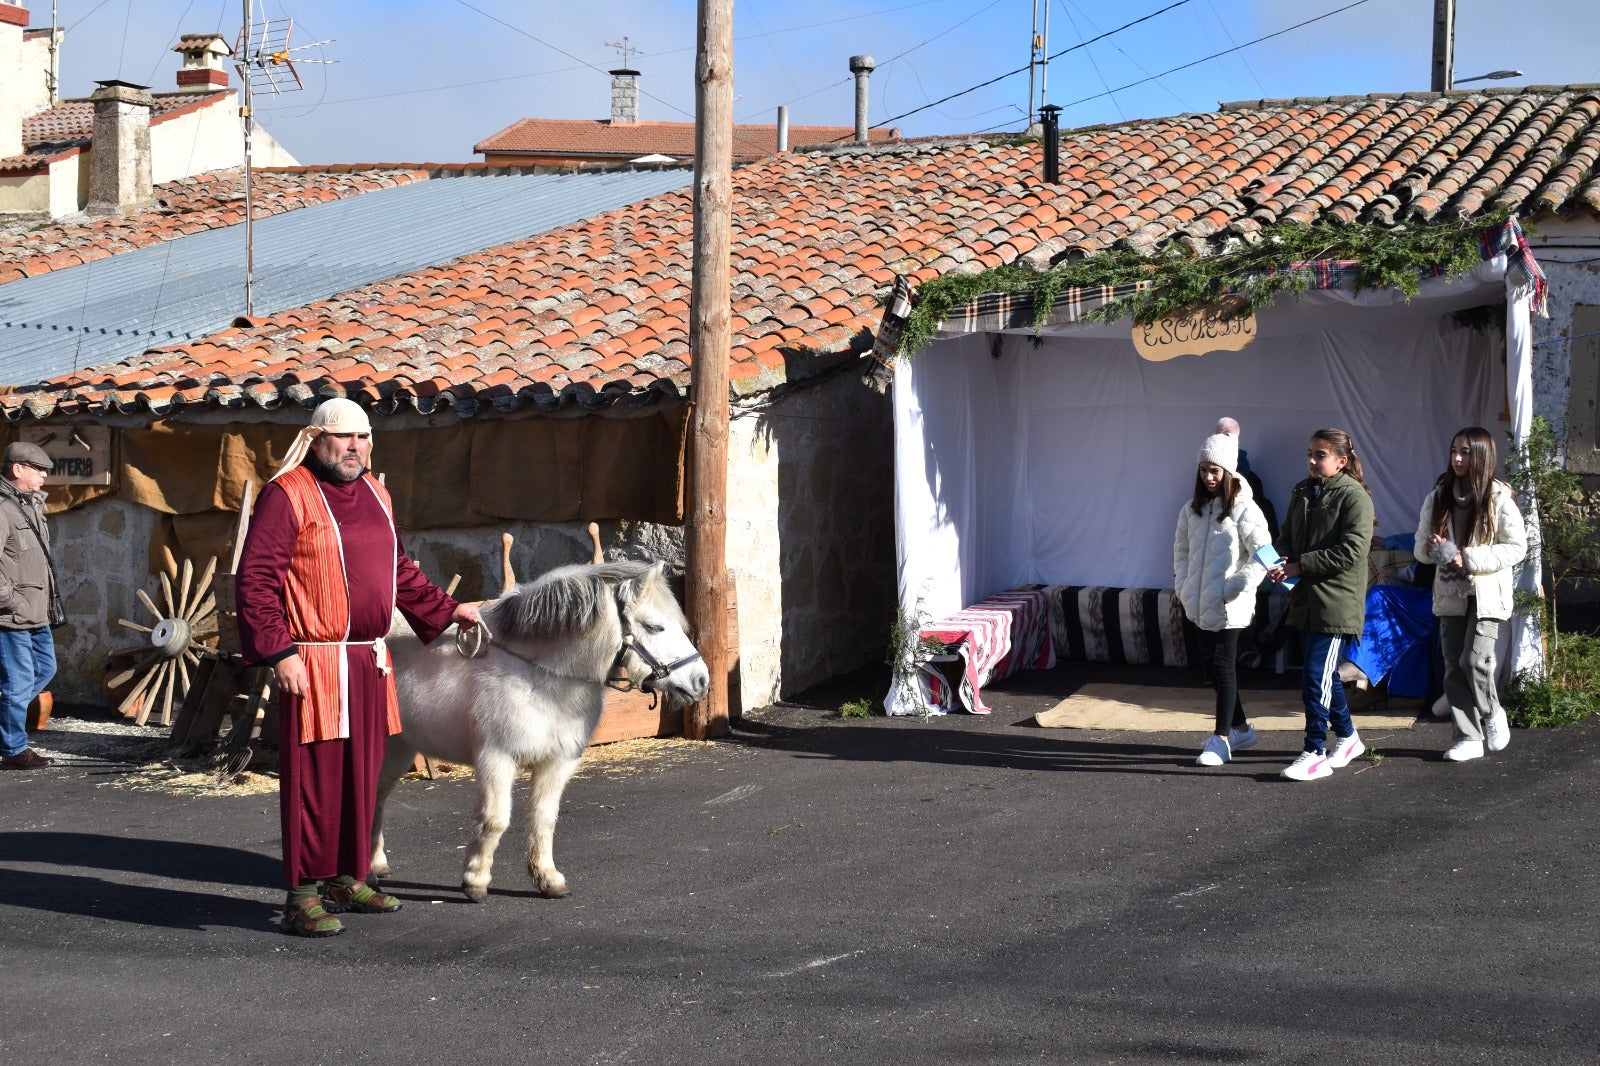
[894,262,1541,675]
[1503,268,1545,683]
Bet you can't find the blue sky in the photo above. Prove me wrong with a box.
[38,0,1600,164]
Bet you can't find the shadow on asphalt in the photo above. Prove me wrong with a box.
[0,831,279,930]
[374,877,556,905]
[730,700,1448,779]
[727,715,1217,777]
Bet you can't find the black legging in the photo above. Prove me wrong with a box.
[1195,626,1249,737]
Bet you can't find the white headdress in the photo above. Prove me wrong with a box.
[271,397,373,480]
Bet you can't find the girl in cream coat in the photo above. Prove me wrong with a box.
[1174,418,1273,767]
[1413,427,1527,762]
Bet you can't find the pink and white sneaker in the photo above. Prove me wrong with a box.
[1280,750,1332,781]
[1327,730,1365,768]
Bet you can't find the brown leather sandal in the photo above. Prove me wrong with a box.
[323,879,402,914]
[281,896,344,937]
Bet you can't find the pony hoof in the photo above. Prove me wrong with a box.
[462,884,489,903]
[539,885,570,899]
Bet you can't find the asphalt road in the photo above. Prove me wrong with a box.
[2,664,1596,1065]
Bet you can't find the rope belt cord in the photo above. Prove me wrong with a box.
[297,636,391,674]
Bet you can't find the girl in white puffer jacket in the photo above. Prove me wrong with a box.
[1174,418,1273,767]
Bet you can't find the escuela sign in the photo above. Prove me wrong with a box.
[1132,301,1256,361]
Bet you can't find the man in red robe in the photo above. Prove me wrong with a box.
[236,398,480,937]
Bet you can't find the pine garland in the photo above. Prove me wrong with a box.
[890,215,1513,358]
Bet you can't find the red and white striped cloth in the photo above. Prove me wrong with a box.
[906,586,1056,715]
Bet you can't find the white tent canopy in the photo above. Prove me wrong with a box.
[890,256,1543,709]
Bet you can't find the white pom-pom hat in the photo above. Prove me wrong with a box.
[1198,417,1240,477]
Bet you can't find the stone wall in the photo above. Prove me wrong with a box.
[1533,241,1600,441]
[43,370,895,713]
[46,500,684,706]
[1526,226,1600,601]
[727,368,896,709]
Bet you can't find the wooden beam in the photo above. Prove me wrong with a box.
[684,0,733,740]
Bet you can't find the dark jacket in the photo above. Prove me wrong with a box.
[0,476,59,630]
[1275,470,1373,636]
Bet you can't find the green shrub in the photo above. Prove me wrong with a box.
[1502,417,1600,729]
[1506,632,1600,728]
[839,699,875,719]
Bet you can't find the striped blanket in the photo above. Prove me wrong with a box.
[902,586,1056,715]
[1043,586,1193,668]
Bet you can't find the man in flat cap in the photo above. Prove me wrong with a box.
[0,441,62,771]
[235,398,480,937]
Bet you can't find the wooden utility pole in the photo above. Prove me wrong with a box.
[1431,0,1455,92]
[684,0,733,739]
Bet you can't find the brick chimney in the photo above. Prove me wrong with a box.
[172,32,230,92]
[0,2,30,159]
[86,80,156,215]
[610,67,639,124]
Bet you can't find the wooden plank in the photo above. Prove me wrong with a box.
[590,687,683,747]
[212,572,242,655]
[167,654,218,749]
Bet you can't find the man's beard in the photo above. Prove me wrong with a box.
[306,452,365,484]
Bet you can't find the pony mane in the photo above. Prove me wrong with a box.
[486,560,663,641]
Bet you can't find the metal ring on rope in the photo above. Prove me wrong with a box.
[455,618,492,659]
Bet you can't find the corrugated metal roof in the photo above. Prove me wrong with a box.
[0,168,693,386]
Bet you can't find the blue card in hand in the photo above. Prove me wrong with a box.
[1254,544,1298,588]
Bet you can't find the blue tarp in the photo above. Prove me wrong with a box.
[1348,585,1437,699]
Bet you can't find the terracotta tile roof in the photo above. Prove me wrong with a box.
[7,87,1599,423]
[474,117,899,163]
[0,166,441,284]
[1,91,234,174]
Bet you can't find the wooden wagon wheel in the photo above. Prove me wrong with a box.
[110,554,220,726]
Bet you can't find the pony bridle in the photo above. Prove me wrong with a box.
[610,592,703,695]
[456,587,702,698]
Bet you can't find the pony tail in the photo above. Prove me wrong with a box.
[1344,444,1372,496]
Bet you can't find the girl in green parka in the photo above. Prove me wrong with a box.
[1266,428,1374,782]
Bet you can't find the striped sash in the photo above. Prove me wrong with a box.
[275,466,401,742]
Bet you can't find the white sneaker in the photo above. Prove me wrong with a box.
[1444,738,1486,762]
[1327,730,1365,768]
[1196,735,1231,766]
[1281,750,1332,781]
[1228,724,1258,752]
[1485,709,1511,752]
[1430,694,1450,718]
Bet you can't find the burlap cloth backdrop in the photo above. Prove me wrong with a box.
[4,409,688,579]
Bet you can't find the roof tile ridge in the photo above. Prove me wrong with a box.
[1438,94,1545,219]
[1399,96,1508,220]
[1325,100,1446,224]
[1533,99,1600,214]
[1235,109,1360,223]
[1266,99,1399,225]
[1498,95,1599,215]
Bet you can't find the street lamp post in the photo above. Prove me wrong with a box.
[1454,70,1523,86]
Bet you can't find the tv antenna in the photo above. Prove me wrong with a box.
[234,1,334,316]
[605,36,642,68]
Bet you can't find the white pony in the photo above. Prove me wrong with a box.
[373,560,709,902]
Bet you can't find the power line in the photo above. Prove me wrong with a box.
[253,66,588,112]
[735,0,1007,125]
[1056,0,1375,111]
[869,0,1194,130]
[447,0,693,120]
